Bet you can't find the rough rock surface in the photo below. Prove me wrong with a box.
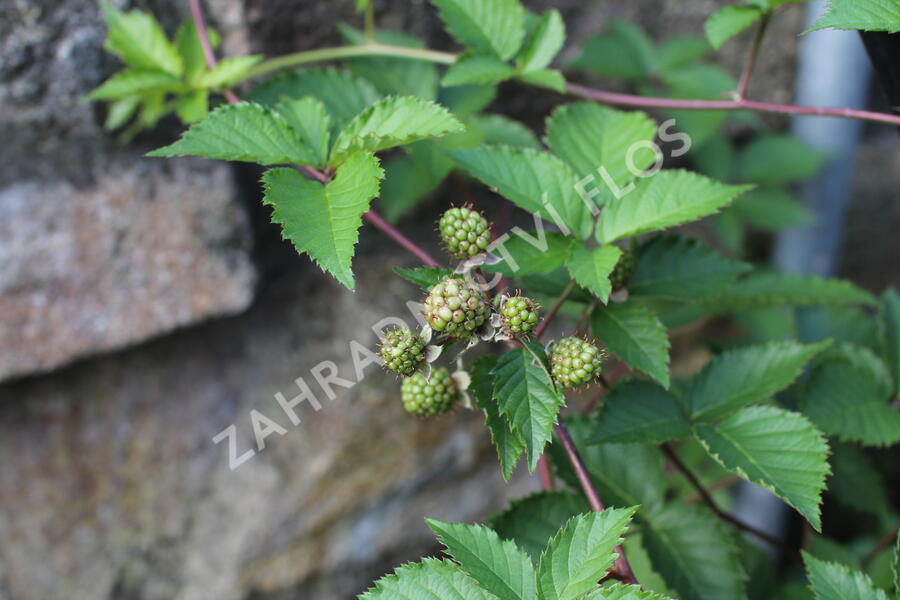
[0,251,531,600]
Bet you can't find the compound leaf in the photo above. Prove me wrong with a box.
[566,244,622,303]
[472,355,526,481]
[490,492,589,563]
[431,0,526,60]
[100,0,183,75]
[591,300,671,388]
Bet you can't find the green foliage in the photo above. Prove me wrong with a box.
[590,301,671,388]
[880,289,900,394]
[537,508,638,600]
[450,145,595,239]
[704,5,763,50]
[492,345,565,472]
[687,340,830,421]
[570,19,657,80]
[596,170,752,243]
[702,272,876,312]
[99,0,183,75]
[807,0,900,33]
[802,552,890,600]
[359,557,499,600]
[472,355,526,481]
[147,102,324,165]
[827,443,892,524]
[483,233,575,278]
[393,266,455,290]
[261,152,384,289]
[589,381,691,444]
[629,235,751,300]
[276,97,332,168]
[490,492,590,563]
[430,0,526,60]
[545,103,659,198]
[738,135,826,184]
[330,96,465,164]
[584,583,673,600]
[696,405,831,530]
[566,245,622,303]
[427,518,537,600]
[443,52,517,86]
[516,10,566,73]
[641,502,747,600]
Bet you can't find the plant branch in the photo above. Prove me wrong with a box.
[862,523,899,565]
[537,454,555,491]
[556,422,637,584]
[661,443,793,553]
[535,280,577,338]
[566,82,900,126]
[364,1,376,44]
[189,0,241,104]
[244,44,457,80]
[737,14,770,99]
[363,210,442,267]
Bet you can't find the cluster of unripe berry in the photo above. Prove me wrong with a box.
[379,205,608,416]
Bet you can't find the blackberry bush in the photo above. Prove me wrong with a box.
[423,277,490,336]
[438,205,491,259]
[549,336,605,388]
[379,328,426,376]
[400,367,458,416]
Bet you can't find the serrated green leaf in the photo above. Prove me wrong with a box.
[629,235,751,300]
[450,145,595,239]
[439,83,498,118]
[393,266,455,291]
[704,5,763,50]
[802,552,889,600]
[696,405,831,530]
[443,52,516,86]
[570,20,655,80]
[470,114,541,149]
[99,0,182,75]
[597,170,752,244]
[88,68,184,100]
[490,492,589,563]
[590,380,690,445]
[261,152,384,289]
[739,135,826,185]
[642,502,747,600]
[537,508,638,600]
[806,0,900,33]
[517,68,567,93]
[358,557,500,600]
[174,20,215,84]
[104,96,141,130]
[828,442,892,524]
[483,232,575,277]
[731,187,814,230]
[881,288,900,394]
[379,153,443,222]
[799,349,900,447]
[566,245,621,303]
[175,89,208,124]
[545,103,658,199]
[247,67,380,128]
[148,102,321,165]
[472,355,526,480]
[431,0,526,60]
[275,96,332,169]
[585,583,674,600]
[330,96,464,164]
[492,348,565,472]
[550,417,666,508]
[517,9,565,72]
[688,340,830,421]
[702,272,877,312]
[591,300,671,387]
[427,519,536,600]
[196,55,263,88]
[339,25,439,99]
[657,64,738,147]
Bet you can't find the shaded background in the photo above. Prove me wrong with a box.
[1,0,898,598]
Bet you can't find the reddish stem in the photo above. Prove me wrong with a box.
[363,211,442,267]
[535,280,577,338]
[537,454,555,490]
[556,422,637,584]
[566,82,900,126]
[737,15,769,99]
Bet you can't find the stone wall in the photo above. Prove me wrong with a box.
[0,1,897,599]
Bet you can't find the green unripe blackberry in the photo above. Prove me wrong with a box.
[438,205,491,259]
[549,337,604,388]
[610,249,636,290]
[379,328,426,376]
[400,367,458,416]
[424,277,490,336]
[499,295,540,335]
